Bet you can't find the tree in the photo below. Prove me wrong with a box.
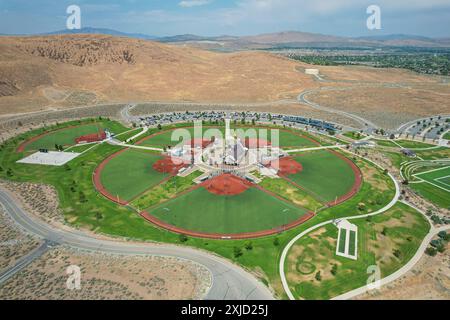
[315,271,322,281]
[244,241,253,251]
[157,124,162,130]
[425,247,437,256]
[357,202,366,212]
[438,231,448,240]
[79,191,87,203]
[233,246,243,258]
[179,234,188,243]
[273,237,280,246]
[6,168,13,177]
[331,264,338,276]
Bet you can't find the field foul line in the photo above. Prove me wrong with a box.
[413,165,450,177]
[434,175,450,188]
[420,178,450,193]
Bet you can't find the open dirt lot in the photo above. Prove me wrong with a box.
[306,85,450,129]
[355,242,449,300]
[0,246,212,300]
[317,64,442,84]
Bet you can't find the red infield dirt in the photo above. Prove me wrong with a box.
[152,156,187,174]
[201,173,253,196]
[244,138,271,149]
[270,157,303,175]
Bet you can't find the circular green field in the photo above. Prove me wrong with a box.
[99,149,169,202]
[20,121,127,152]
[137,125,318,148]
[95,124,361,237]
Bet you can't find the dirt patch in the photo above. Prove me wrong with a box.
[201,173,253,196]
[0,246,212,300]
[271,157,303,175]
[307,86,450,129]
[0,180,64,226]
[0,205,41,272]
[152,156,187,175]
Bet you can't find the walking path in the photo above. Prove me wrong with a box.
[285,144,345,154]
[332,201,449,300]
[279,150,401,300]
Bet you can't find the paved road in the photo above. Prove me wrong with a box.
[0,240,57,285]
[0,189,273,300]
[285,145,346,154]
[297,88,377,131]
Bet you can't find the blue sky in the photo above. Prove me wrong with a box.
[1,0,449,37]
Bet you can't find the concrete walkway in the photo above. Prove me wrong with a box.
[108,139,163,152]
[279,150,401,300]
[285,144,345,154]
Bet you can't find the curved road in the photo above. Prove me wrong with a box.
[297,88,377,131]
[0,189,273,300]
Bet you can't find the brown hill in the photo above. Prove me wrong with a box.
[241,31,347,44]
[0,34,315,116]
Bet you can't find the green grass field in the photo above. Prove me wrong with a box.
[410,166,450,209]
[286,202,430,300]
[443,132,450,140]
[342,131,364,140]
[290,151,357,202]
[148,187,309,234]
[414,166,450,191]
[374,139,398,148]
[338,229,346,253]
[23,121,126,151]
[396,139,435,149]
[138,126,318,148]
[99,149,168,201]
[259,177,323,211]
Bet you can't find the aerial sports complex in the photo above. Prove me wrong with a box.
[91,117,362,239]
[2,110,437,300]
[10,115,362,239]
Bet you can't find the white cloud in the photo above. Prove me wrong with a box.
[179,0,212,8]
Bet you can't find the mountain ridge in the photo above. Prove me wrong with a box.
[2,28,449,48]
